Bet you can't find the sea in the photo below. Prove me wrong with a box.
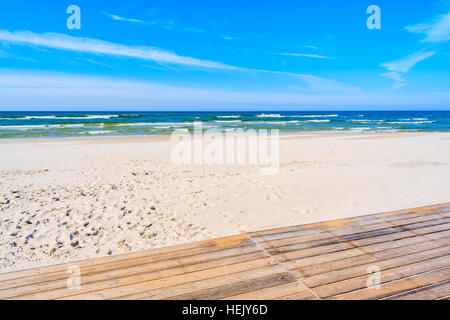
[0,111,448,139]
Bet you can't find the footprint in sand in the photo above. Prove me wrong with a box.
[265,187,284,202]
[266,193,281,202]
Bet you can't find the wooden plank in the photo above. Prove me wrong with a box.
[92,264,286,300]
[264,224,408,257]
[0,247,267,299]
[331,214,442,237]
[258,231,338,249]
[251,228,324,243]
[301,238,450,288]
[384,214,443,226]
[251,214,399,243]
[0,241,262,292]
[401,217,450,232]
[280,233,419,269]
[264,238,354,259]
[331,267,450,300]
[311,251,450,298]
[248,202,449,240]
[0,233,252,282]
[257,214,447,263]
[8,255,276,300]
[170,273,297,300]
[427,280,450,300]
[259,223,389,250]
[438,210,450,217]
[248,215,386,241]
[276,291,318,300]
[383,280,450,300]
[291,230,450,277]
[221,282,312,300]
[262,217,449,261]
[336,218,450,245]
[347,221,450,248]
[255,209,446,272]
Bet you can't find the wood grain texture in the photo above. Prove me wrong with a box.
[1,202,449,300]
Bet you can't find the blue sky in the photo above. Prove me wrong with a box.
[0,0,449,110]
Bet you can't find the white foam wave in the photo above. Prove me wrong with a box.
[59,115,120,120]
[24,116,57,119]
[0,124,86,130]
[293,114,338,118]
[256,114,285,118]
[351,119,384,122]
[174,128,190,133]
[266,120,300,124]
[386,121,435,124]
[214,120,242,123]
[114,122,193,127]
[4,115,121,120]
[80,130,115,135]
[216,115,241,118]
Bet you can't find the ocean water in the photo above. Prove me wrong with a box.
[0,111,449,139]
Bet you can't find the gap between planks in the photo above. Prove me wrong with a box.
[241,231,321,300]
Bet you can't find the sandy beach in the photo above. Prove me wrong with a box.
[1,132,449,273]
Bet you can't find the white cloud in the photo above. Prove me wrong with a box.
[381,51,435,73]
[102,11,205,34]
[383,11,450,89]
[0,30,358,94]
[405,12,450,43]
[289,74,358,93]
[280,53,332,59]
[380,51,435,88]
[245,68,359,93]
[103,12,144,24]
[303,45,320,50]
[275,52,334,59]
[380,72,407,89]
[0,30,235,70]
[221,36,238,40]
[180,26,206,33]
[1,71,448,110]
[405,23,429,34]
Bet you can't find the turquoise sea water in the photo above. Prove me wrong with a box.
[0,111,449,139]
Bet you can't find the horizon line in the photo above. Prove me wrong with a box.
[0,109,449,112]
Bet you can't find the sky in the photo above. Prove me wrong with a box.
[0,0,449,111]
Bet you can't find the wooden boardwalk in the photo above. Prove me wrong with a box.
[1,203,449,300]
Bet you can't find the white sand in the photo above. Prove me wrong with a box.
[0,132,449,273]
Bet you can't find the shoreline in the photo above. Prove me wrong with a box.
[0,129,439,144]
